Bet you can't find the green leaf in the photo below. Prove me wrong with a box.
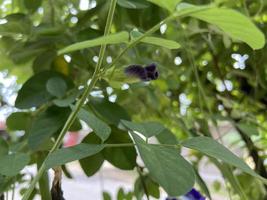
[69,119,82,131]
[182,137,260,178]
[15,71,52,109]
[132,134,195,196]
[103,127,137,170]
[0,138,8,157]
[142,37,180,49]
[212,159,248,200]
[6,112,32,131]
[116,188,133,200]
[32,50,57,73]
[118,0,150,9]
[121,120,165,138]
[236,122,259,136]
[103,191,112,200]
[58,31,129,55]
[46,77,67,98]
[80,150,103,176]
[131,30,180,49]
[146,0,181,12]
[90,99,130,125]
[28,107,69,150]
[0,153,30,176]
[62,165,73,179]
[45,143,105,169]
[156,128,179,145]
[189,7,265,49]
[134,175,160,199]
[77,108,111,142]
[117,188,124,200]
[9,44,45,64]
[15,71,73,109]
[0,13,32,36]
[24,0,42,13]
[79,133,104,177]
[194,168,212,200]
[53,90,79,107]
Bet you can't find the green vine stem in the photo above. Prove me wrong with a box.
[22,5,213,200]
[37,153,51,200]
[22,0,118,199]
[137,166,150,200]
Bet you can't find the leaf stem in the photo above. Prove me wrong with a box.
[105,143,134,148]
[11,181,15,200]
[104,143,180,148]
[22,0,118,199]
[37,153,51,200]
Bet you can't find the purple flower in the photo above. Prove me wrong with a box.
[145,63,159,80]
[165,188,205,200]
[185,188,205,200]
[166,198,178,200]
[124,63,159,81]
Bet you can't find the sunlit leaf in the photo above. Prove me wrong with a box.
[182,137,260,178]
[189,7,265,49]
[58,31,129,55]
[146,0,181,12]
[118,0,150,9]
[142,37,180,49]
[131,30,180,49]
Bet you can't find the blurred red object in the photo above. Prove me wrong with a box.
[0,121,6,130]
[64,132,79,147]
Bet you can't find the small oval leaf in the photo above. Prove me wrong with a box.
[132,133,195,196]
[58,32,129,55]
[0,153,30,176]
[45,144,105,169]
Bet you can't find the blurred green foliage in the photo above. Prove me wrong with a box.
[0,0,267,199]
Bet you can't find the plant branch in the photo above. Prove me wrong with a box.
[104,143,180,148]
[22,0,118,199]
[22,5,213,200]
[137,166,150,200]
[235,124,267,191]
[37,153,51,200]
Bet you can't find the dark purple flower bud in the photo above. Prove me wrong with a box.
[124,64,147,81]
[144,63,159,81]
[124,63,159,81]
[185,188,205,200]
[145,63,156,71]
